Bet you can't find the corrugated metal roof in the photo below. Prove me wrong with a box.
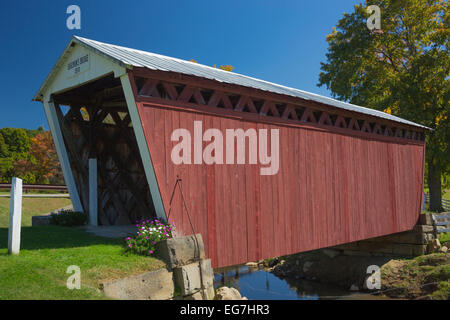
[38,36,430,130]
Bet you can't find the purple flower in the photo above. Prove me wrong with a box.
[152,241,156,245]
[149,250,153,254]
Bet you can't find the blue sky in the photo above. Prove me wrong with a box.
[0,0,362,129]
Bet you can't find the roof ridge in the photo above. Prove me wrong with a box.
[38,36,428,130]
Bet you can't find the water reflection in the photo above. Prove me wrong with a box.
[214,265,373,300]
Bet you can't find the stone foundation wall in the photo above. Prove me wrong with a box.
[32,205,74,226]
[332,214,436,257]
[101,234,215,300]
[158,233,215,300]
[271,215,440,290]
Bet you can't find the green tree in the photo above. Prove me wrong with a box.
[0,134,9,158]
[318,0,449,212]
[0,128,33,183]
[26,126,45,138]
[13,131,63,184]
[0,128,30,154]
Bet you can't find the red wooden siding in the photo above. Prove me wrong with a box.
[134,100,425,268]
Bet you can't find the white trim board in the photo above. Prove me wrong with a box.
[120,73,167,220]
[35,40,126,101]
[43,99,83,212]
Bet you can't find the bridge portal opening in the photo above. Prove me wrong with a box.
[52,74,156,225]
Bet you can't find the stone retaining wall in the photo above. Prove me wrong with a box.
[101,234,215,300]
[331,214,436,257]
[271,215,440,290]
[32,205,74,226]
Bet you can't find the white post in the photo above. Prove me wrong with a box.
[8,177,22,255]
[89,158,98,226]
[422,192,426,211]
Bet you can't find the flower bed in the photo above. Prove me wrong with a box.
[125,218,175,256]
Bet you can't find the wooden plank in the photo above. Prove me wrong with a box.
[136,100,426,268]
[133,68,426,134]
[432,215,450,220]
[137,96,425,146]
[8,177,22,255]
[205,135,217,265]
[89,158,98,226]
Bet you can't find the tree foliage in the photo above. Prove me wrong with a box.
[318,0,449,211]
[12,131,63,184]
[0,128,63,184]
[189,59,235,72]
[0,128,30,155]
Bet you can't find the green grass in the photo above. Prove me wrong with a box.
[439,232,450,244]
[0,226,165,299]
[0,196,72,227]
[443,189,450,201]
[0,196,165,299]
[382,253,449,299]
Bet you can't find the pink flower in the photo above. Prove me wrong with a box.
[152,241,156,245]
[128,244,132,248]
[149,250,153,254]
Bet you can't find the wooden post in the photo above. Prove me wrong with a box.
[422,192,426,211]
[89,158,98,226]
[8,177,22,255]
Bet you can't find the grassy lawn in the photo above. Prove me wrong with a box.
[0,197,165,300]
[439,232,450,244]
[0,196,72,227]
[443,189,450,201]
[423,188,450,201]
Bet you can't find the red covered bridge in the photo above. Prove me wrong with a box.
[34,37,429,268]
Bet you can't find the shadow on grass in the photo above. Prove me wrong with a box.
[0,226,124,251]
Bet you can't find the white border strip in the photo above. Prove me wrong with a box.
[43,100,83,212]
[120,74,167,220]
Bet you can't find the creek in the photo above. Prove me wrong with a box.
[214,265,388,300]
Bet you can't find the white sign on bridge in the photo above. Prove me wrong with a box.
[66,53,90,79]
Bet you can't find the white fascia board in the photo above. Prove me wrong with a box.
[35,40,126,101]
[43,99,83,213]
[120,73,167,221]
